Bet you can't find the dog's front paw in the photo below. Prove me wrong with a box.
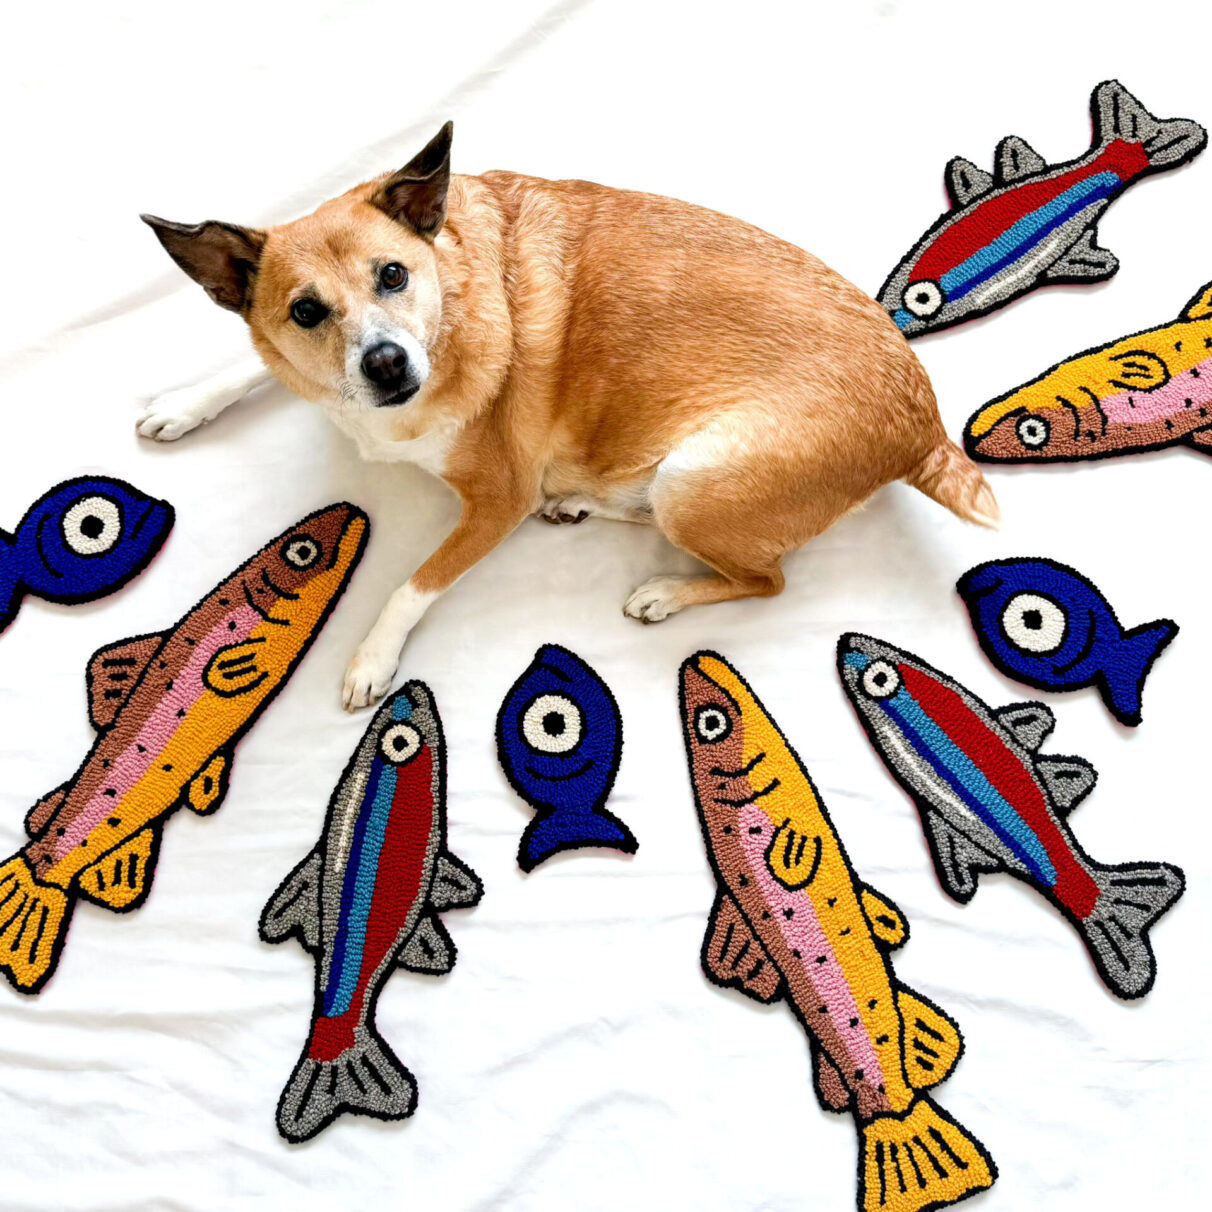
[342,642,400,711]
[623,576,688,624]
[136,387,219,441]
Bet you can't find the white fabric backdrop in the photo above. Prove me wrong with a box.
[0,2,1207,1208]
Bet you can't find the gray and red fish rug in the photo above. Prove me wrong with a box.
[880,81,1206,338]
[838,635,1185,999]
[0,503,368,994]
[680,652,997,1212]
[260,680,482,1144]
[964,280,1212,462]
[957,558,1177,726]
[0,476,174,636]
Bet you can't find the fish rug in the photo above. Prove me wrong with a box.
[878,81,1206,338]
[957,558,1177,726]
[838,634,1185,999]
[0,476,174,635]
[496,644,635,871]
[261,679,483,1144]
[964,281,1212,462]
[0,503,368,994]
[680,651,996,1212]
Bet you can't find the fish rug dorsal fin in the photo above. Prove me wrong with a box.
[25,783,70,839]
[1035,757,1097,815]
[859,886,908,949]
[259,850,322,953]
[182,751,231,815]
[428,852,483,912]
[85,633,165,730]
[944,156,994,208]
[398,914,456,975]
[700,891,784,1004]
[812,1048,853,1112]
[992,703,1054,751]
[994,134,1046,184]
[1181,281,1212,320]
[897,988,963,1090]
[1044,230,1119,282]
[76,826,162,912]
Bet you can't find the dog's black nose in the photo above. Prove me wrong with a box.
[361,342,410,389]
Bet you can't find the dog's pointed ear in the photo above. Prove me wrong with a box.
[373,121,453,239]
[141,215,266,312]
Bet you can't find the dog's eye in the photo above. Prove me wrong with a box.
[290,297,329,328]
[379,263,408,292]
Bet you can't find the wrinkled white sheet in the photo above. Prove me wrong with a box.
[0,1,1207,1208]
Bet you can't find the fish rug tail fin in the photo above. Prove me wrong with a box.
[904,440,1000,529]
[518,810,638,872]
[1092,81,1207,169]
[860,1096,996,1212]
[1100,619,1178,726]
[1079,861,1185,999]
[0,555,20,630]
[276,1025,417,1143]
[0,855,72,993]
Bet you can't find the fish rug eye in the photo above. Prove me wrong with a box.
[679,650,997,1212]
[0,475,176,636]
[956,557,1177,725]
[837,632,1185,1000]
[877,81,1206,339]
[0,502,369,995]
[496,644,636,872]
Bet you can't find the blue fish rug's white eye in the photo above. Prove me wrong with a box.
[694,704,732,744]
[379,721,422,765]
[1001,593,1066,654]
[61,495,122,556]
[861,660,901,700]
[1016,415,1051,449]
[522,694,583,753]
[903,280,943,318]
[283,535,321,569]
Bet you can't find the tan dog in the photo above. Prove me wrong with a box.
[142,123,997,710]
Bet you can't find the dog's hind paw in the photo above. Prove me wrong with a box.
[623,576,688,624]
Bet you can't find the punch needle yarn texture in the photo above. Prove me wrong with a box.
[0,476,174,634]
[878,80,1206,338]
[964,281,1212,462]
[496,644,634,871]
[680,652,996,1212]
[838,634,1184,999]
[261,680,482,1144]
[0,503,368,994]
[957,558,1177,726]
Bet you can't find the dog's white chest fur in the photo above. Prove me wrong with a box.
[330,404,456,475]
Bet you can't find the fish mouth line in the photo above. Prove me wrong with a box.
[34,515,64,579]
[708,751,765,779]
[261,566,300,600]
[960,574,1002,602]
[524,758,594,783]
[243,579,290,627]
[714,777,780,807]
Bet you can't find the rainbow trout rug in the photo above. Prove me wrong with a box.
[0,503,368,994]
[964,281,1212,462]
[878,81,1205,338]
[0,476,174,635]
[680,652,997,1212]
[260,680,482,1144]
[957,558,1177,726]
[838,635,1185,1000]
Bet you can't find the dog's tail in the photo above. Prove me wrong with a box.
[905,440,999,529]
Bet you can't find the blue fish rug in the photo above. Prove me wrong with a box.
[496,644,635,871]
[0,477,174,635]
[957,558,1177,726]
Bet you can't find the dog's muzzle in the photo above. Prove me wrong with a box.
[361,341,423,406]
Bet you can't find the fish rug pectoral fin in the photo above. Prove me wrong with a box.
[1035,757,1097,815]
[812,1047,853,1113]
[0,855,73,993]
[183,751,231,815]
[859,886,908,949]
[944,156,994,208]
[1184,427,1212,451]
[994,134,1047,184]
[85,634,165,731]
[259,850,322,952]
[897,989,963,1089]
[398,914,456,975]
[1181,281,1212,320]
[25,783,69,838]
[202,640,270,698]
[924,814,1001,904]
[991,703,1054,752]
[77,826,161,912]
[764,819,823,891]
[428,852,484,913]
[700,891,784,1004]
[1044,230,1119,282]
